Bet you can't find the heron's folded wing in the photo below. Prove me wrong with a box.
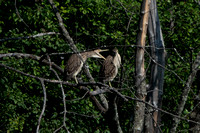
[65,54,82,76]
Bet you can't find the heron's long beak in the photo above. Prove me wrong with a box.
[99,49,109,52]
[98,49,109,60]
[97,53,106,60]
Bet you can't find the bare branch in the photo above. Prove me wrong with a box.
[1,60,200,129]
[116,0,131,19]
[36,79,47,133]
[53,125,64,133]
[0,32,60,42]
[48,0,108,113]
[66,91,89,102]
[48,0,78,52]
[126,96,200,126]
[89,88,110,95]
[170,52,200,133]
[0,63,70,85]
[15,0,32,32]
[51,67,70,133]
[66,111,99,118]
[0,62,125,100]
[42,54,69,132]
[0,53,64,73]
[0,63,111,89]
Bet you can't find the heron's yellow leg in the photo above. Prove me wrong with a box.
[109,82,112,88]
[75,77,78,84]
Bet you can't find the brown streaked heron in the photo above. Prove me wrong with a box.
[100,48,121,87]
[64,49,108,83]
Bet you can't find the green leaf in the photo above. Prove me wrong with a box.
[41,47,46,52]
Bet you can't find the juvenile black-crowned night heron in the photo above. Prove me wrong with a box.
[100,48,121,87]
[64,49,108,83]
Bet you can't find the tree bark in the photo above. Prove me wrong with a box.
[130,0,150,132]
[146,0,165,132]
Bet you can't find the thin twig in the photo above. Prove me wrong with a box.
[48,0,77,52]
[53,125,64,133]
[0,32,60,42]
[44,54,70,133]
[145,105,163,133]
[0,63,110,88]
[36,79,47,133]
[126,96,200,125]
[66,91,89,102]
[170,52,200,132]
[0,53,64,73]
[15,0,32,32]
[66,111,99,118]
[51,68,70,133]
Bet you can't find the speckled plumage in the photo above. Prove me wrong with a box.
[64,49,108,83]
[100,48,121,84]
[64,54,83,82]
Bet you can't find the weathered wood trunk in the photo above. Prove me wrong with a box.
[130,0,150,132]
[145,0,165,132]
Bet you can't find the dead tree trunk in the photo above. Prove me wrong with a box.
[130,0,150,132]
[145,0,165,132]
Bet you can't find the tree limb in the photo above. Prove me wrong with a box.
[170,52,200,133]
[51,67,70,133]
[48,0,108,112]
[36,79,47,133]
[15,0,32,32]
[1,62,200,128]
[126,96,200,126]
[0,32,60,42]
[0,53,64,73]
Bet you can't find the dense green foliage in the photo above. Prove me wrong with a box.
[0,0,199,132]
